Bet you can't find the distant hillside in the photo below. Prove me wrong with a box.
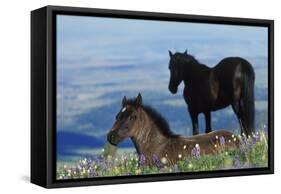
[57,131,133,156]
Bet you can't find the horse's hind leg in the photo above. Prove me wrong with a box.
[232,101,247,136]
[204,112,212,133]
[189,110,199,135]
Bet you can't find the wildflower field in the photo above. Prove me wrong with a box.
[57,130,268,180]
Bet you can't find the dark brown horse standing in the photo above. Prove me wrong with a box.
[168,51,255,136]
[107,94,239,166]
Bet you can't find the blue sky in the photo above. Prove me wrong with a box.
[57,15,267,70]
[56,14,268,150]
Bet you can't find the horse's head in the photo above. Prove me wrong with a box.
[107,93,143,146]
[168,50,187,94]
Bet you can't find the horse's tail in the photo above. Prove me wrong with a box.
[242,66,255,136]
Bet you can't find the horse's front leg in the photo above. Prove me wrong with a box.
[204,112,212,133]
[189,110,199,135]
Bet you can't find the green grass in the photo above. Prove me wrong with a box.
[56,130,268,180]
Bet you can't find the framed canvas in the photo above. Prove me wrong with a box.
[31,5,274,188]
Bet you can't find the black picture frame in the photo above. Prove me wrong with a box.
[31,5,274,188]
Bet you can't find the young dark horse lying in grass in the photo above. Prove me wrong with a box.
[107,94,239,166]
[168,50,255,136]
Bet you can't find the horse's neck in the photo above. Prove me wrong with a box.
[130,109,168,155]
[182,60,210,83]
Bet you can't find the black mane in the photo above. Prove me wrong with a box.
[142,105,178,137]
[174,53,200,64]
[124,99,178,137]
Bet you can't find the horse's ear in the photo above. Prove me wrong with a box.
[122,96,127,106]
[135,93,142,107]
[169,50,173,57]
[184,49,188,55]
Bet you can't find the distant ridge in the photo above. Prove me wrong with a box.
[57,131,133,156]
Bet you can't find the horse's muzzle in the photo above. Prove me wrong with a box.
[107,131,118,146]
[169,85,178,94]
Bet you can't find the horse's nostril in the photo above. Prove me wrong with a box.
[107,133,114,142]
[111,134,116,142]
[169,86,177,94]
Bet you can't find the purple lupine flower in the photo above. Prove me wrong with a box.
[233,157,241,168]
[253,132,260,143]
[219,136,225,145]
[152,154,162,168]
[87,158,92,165]
[191,144,200,158]
[79,158,91,169]
[173,164,179,173]
[139,154,146,166]
[62,175,69,180]
[88,168,97,177]
[239,143,246,153]
[152,154,158,161]
[242,135,247,144]
[247,137,254,150]
[191,148,195,157]
[239,135,249,153]
[101,162,107,171]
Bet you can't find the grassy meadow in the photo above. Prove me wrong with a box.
[57,130,268,180]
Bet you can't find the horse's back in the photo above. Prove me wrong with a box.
[214,57,254,76]
[185,130,240,154]
[189,130,234,139]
